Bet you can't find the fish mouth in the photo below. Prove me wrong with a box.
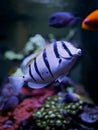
[49,22,64,28]
[76,49,82,56]
[84,19,90,25]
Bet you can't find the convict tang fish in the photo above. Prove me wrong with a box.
[9,41,82,93]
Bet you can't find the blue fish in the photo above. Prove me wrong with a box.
[49,12,80,28]
[9,41,82,93]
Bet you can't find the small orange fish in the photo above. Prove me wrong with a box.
[81,9,98,31]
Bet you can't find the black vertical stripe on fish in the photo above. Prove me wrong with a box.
[34,58,45,81]
[59,58,62,64]
[53,41,60,58]
[43,49,54,77]
[61,41,73,57]
[29,64,36,81]
[53,41,63,64]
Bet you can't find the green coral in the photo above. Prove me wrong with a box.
[24,34,46,55]
[4,34,46,60]
[63,100,83,115]
[33,93,84,130]
[4,51,23,60]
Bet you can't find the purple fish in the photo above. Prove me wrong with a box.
[49,12,80,28]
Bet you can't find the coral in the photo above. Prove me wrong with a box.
[32,93,81,130]
[0,79,98,130]
[4,34,46,61]
[13,97,42,129]
[23,34,46,55]
[1,96,19,111]
[0,85,98,130]
[4,51,23,60]
[18,118,37,130]
[0,82,19,111]
[1,82,17,97]
[79,105,98,124]
[32,92,98,130]
[0,87,56,130]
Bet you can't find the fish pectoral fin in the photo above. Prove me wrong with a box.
[57,74,68,83]
[28,82,49,89]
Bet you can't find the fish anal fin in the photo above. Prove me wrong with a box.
[28,82,49,89]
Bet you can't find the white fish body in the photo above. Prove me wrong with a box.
[9,41,82,93]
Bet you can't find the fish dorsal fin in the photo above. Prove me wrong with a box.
[21,43,52,73]
[20,50,42,73]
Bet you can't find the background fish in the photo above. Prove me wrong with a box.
[49,11,80,28]
[81,9,98,31]
[9,41,81,93]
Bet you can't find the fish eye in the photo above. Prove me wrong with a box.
[23,76,25,78]
[84,20,90,25]
[50,16,56,21]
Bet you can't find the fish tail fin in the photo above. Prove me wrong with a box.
[9,76,24,94]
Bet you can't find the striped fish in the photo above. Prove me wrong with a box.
[9,40,82,93]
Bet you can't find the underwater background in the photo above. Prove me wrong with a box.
[0,0,98,103]
[0,0,98,130]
